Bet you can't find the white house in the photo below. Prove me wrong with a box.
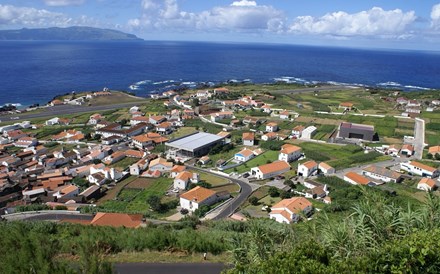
[14,137,37,148]
[45,117,60,126]
[301,126,317,139]
[149,157,173,172]
[179,186,218,212]
[279,110,290,120]
[234,148,255,162]
[130,116,150,126]
[261,105,272,113]
[156,122,173,135]
[53,185,79,199]
[344,172,371,186]
[269,197,313,224]
[318,162,335,175]
[129,158,149,176]
[261,132,277,141]
[278,144,302,162]
[297,161,318,178]
[170,165,186,178]
[265,122,278,132]
[242,132,255,146]
[362,165,402,183]
[400,144,414,157]
[400,161,439,178]
[251,161,290,180]
[417,178,438,192]
[210,111,234,122]
[149,115,167,125]
[292,125,305,139]
[387,145,401,156]
[173,171,199,190]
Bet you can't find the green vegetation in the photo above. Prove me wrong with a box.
[224,150,279,174]
[97,177,174,216]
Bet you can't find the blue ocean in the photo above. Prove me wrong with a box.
[0,41,439,106]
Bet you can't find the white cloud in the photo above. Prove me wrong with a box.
[431,3,440,30]
[289,7,416,37]
[0,4,68,27]
[231,0,257,7]
[43,0,85,7]
[128,0,285,32]
[0,4,109,29]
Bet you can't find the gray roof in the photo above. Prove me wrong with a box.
[166,132,224,152]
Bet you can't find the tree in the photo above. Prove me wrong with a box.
[268,187,279,198]
[194,205,211,217]
[427,153,433,159]
[120,118,128,126]
[435,153,440,161]
[249,196,259,206]
[92,159,102,165]
[280,191,292,199]
[147,195,163,212]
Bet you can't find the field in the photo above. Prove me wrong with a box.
[198,171,230,186]
[98,177,175,216]
[88,91,147,106]
[292,141,390,169]
[109,157,139,169]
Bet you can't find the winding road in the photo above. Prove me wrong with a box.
[186,166,252,219]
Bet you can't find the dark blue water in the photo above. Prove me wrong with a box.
[0,40,439,106]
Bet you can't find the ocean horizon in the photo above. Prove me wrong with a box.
[1,40,439,107]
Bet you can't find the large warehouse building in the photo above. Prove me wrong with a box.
[166,132,225,158]
[338,122,375,141]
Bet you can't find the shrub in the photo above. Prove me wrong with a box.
[249,196,259,206]
[268,187,279,198]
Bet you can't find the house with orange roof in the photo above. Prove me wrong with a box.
[234,148,255,162]
[269,197,313,224]
[141,169,162,178]
[279,110,290,120]
[88,113,103,125]
[344,172,371,186]
[400,161,439,178]
[50,99,64,106]
[261,132,277,141]
[251,160,291,180]
[130,116,150,126]
[261,104,272,113]
[179,186,226,212]
[401,144,414,157]
[292,125,305,139]
[173,171,199,190]
[339,102,354,110]
[14,137,37,148]
[318,162,335,175]
[129,158,149,176]
[53,184,79,200]
[198,156,211,165]
[170,165,186,178]
[5,129,28,140]
[297,161,318,178]
[417,178,438,192]
[149,157,173,172]
[132,134,154,150]
[90,212,143,228]
[278,144,302,162]
[210,111,234,122]
[125,149,146,158]
[242,132,255,146]
[265,122,278,132]
[387,144,401,156]
[362,165,402,183]
[156,121,173,135]
[102,151,126,165]
[213,87,229,94]
[149,115,167,125]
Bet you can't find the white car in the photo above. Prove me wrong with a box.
[11,117,19,120]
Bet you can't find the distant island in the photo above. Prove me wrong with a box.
[0,26,143,41]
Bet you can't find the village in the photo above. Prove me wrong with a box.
[0,84,440,227]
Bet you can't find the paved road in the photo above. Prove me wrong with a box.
[115,263,227,274]
[2,211,94,222]
[187,166,252,219]
[413,118,425,160]
[0,101,147,122]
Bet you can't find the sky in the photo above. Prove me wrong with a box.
[1,0,440,50]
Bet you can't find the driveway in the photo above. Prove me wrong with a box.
[413,118,425,160]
